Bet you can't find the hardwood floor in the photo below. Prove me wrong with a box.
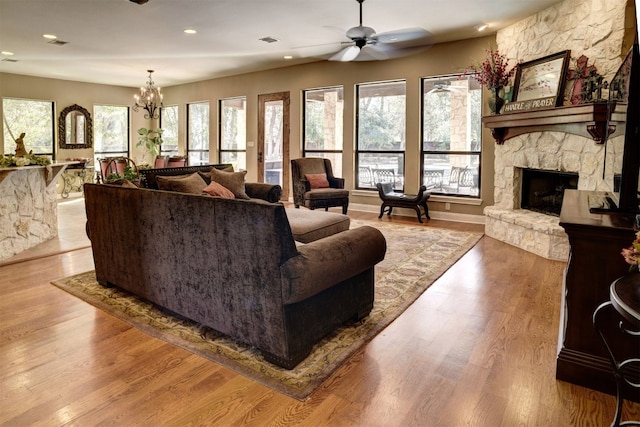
[1,201,639,426]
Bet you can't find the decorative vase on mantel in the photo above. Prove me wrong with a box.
[488,86,505,114]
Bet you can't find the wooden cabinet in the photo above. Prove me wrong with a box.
[558,189,638,399]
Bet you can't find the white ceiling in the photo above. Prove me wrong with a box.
[0,0,562,88]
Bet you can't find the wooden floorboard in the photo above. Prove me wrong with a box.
[1,201,639,426]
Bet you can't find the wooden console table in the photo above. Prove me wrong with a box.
[558,189,639,400]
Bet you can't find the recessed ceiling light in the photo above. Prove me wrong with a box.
[1,51,15,56]
[284,55,293,59]
[184,29,197,34]
[474,24,488,32]
[43,34,57,40]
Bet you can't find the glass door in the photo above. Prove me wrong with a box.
[258,92,290,200]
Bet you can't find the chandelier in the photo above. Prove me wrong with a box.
[133,70,163,119]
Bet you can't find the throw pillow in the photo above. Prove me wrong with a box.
[305,173,330,189]
[209,168,250,199]
[198,165,234,184]
[202,181,235,199]
[156,173,207,194]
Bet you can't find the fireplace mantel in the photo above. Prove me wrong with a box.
[482,102,626,145]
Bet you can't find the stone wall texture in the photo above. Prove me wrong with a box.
[0,169,58,262]
[486,0,630,260]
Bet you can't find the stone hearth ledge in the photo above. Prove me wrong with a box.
[484,206,569,261]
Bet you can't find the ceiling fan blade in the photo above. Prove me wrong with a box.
[356,43,395,60]
[330,46,360,62]
[376,28,432,45]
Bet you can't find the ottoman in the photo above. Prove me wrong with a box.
[285,208,350,243]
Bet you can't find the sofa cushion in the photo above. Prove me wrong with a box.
[203,181,235,198]
[304,188,350,200]
[209,168,250,199]
[198,165,235,184]
[305,173,330,189]
[286,208,350,243]
[156,173,207,194]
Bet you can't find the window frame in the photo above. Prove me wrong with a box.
[218,96,247,170]
[159,105,179,156]
[355,80,407,191]
[186,101,210,166]
[2,97,55,159]
[302,86,344,174]
[92,104,130,166]
[420,74,482,199]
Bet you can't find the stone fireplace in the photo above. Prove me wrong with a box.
[483,0,630,261]
[484,131,605,261]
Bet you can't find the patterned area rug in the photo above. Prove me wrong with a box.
[51,219,483,400]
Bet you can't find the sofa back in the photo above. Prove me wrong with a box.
[139,163,232,189]
[84,183,299,350]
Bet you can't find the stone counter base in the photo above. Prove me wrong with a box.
[0,168,58,262]
[484,206,569,261]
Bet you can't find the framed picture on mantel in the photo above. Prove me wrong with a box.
[505,50,571,113]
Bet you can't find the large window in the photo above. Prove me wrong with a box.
[219,97,246,170]
[421,75,482,197]
[93,105,129,165]
[159,105,178,156]
[356,81,406,190]
[2,98,54,158]
[303,86,344,174]
[187,101,210,165]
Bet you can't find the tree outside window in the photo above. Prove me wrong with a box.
[2,98,54,157]
[160,105,178,156]
[187,101,209,165]
[93,105,129,166]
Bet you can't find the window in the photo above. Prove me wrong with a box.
[219,97,246,170]
[356,81,406,190]
[93,105,129,165]
[2,98,54,158]
[159,105,178,156]
[421,75,482,197]
[303,86,344,174]
[187,101,210,165]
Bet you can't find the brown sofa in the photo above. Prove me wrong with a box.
[138,163,282,203]
[83,182,386,369]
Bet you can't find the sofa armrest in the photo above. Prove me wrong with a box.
[281,226,386,304]
[245,182,282,203]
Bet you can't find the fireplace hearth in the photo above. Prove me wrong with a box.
[521,169,579,216]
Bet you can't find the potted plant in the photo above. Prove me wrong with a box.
[136,128,163,167]
[466,48,518,114]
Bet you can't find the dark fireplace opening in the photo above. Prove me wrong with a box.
[521,169,579,216]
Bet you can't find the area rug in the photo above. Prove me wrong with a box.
[51,219,483,400]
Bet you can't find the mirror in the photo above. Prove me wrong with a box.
[58,104,92,149]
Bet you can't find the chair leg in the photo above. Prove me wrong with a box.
[421,201,430,220]
[342,205,348,215]
[295,205,300,209]
[386,206,393,217]
[414,206,424,223]
[378,203,387,219]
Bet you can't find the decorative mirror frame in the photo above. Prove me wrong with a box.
[58,104,93,149]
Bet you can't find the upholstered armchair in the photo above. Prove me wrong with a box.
[291,158,349,214]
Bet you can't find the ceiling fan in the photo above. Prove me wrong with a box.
[330,0,432,62]
[426,81,465,94]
